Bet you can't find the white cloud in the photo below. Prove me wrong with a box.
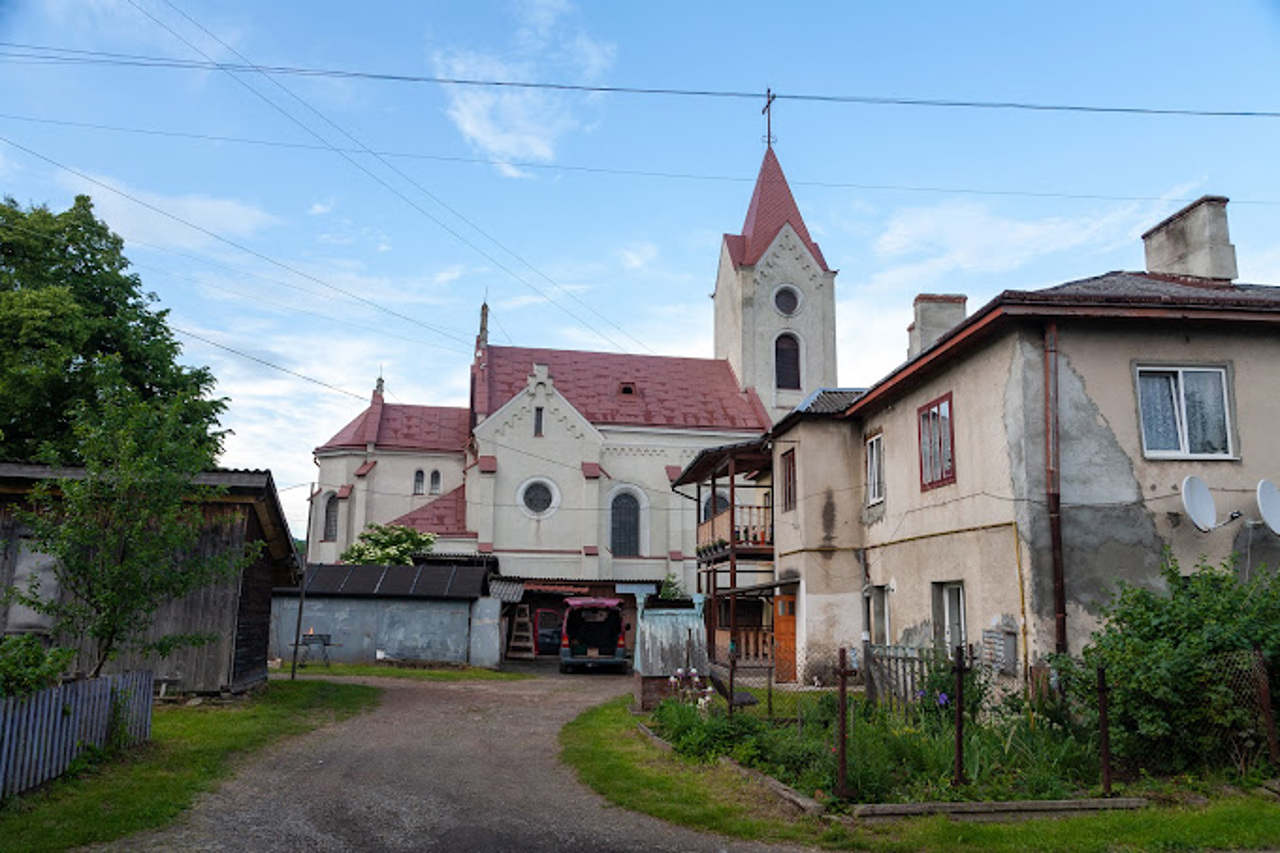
[55,172,279,251]
[434,265,465,285]
[619,242,657,270]
[308,198,336,215]
[431,1,615,175]
[867,200,1158,294]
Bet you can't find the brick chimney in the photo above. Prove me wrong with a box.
[1142,195,1237,281]
[908,294,967,359]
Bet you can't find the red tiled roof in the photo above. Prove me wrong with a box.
[478,346,770,433]
[477,455,497,473]
[336,484,353,499]
[665,465,684,483]
[317,392,470,454]
[725,147,830,272]
[582,462,603,479]
[390,485,473,538]
[354,460,376,477]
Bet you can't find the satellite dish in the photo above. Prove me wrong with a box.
[1258,479,1280,535]
[1181,475,1217,532]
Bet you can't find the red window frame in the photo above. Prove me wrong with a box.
[917,392,956,490]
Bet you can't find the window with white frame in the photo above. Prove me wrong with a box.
[918,393,955,489]
[1136,366,1232,458]
[429,470,442,495]
[413,470,425,495]
[866,433,884,506]
[933,581,966,651]
[870,584,889,645]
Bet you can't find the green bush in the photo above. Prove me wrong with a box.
[0,634,73,697]
[1069,552,1280,774]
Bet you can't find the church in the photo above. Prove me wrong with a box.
[306,145,838,641]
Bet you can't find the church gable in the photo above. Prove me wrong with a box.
[473,363,601,446]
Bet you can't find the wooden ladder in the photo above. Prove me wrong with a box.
[507,603,536,659]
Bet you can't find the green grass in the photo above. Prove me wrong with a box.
[283,662,530,681]
[0,680,381,853]
[562,696,1280,852]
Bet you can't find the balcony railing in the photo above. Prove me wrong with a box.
[713,627,773,665]
[697,505,772,551]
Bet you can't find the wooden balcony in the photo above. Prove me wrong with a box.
[696,505,773,564]
[713,628,773,666]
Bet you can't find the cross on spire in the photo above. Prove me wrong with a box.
[762,88,777,148]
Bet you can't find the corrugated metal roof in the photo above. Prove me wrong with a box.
[794,388,866,415]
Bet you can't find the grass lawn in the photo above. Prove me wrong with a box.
[281,662,530,681]
[561,696,1280,852]
[0,679,381,853]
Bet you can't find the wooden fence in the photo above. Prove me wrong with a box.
[1,671,154,799]
[864,644,949,711]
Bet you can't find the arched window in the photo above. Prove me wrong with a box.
[775,333,801,389]
[322,494,339,541]
[702,491,730,523]
[611,492,640,557]
[429,470,441,495]
[413,470,425,495]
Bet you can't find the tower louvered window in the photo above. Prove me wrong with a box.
[775,334,801,389]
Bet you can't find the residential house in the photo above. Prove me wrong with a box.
[770,195,1280,681]
[0,464,299,693]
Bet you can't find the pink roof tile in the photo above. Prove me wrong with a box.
[725,147,830,272]
[478,347,769,433]
[389,485,473,537]
[336,484,353,499]
[583,545,599,556]
[477,455,497,473]
[582,462,603,479]
[317,393,470,454]
[354,460,376,477]
[665,465,684,483]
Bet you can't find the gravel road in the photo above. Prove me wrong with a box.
[88,666,817,852]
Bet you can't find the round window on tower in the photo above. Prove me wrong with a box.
[518,477,560,519]
[774,285,801,317]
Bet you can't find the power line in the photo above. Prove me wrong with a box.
[126,2,650,354]
[0,134,474,348]
[5,110,1280,208]
[6,40,1280,120]
[170,326,366,400]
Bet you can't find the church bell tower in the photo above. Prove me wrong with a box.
[713,145,838,422]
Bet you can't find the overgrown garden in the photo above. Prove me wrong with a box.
[649,554,1280,804]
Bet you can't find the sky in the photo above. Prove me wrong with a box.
[4,0,1280,537]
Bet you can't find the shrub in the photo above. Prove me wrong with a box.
[1070,552,1280,773]
[0,634,74,697]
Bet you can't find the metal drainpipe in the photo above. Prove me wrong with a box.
[1043,322,1068,655]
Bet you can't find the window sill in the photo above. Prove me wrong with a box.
[1142,453,1239,462]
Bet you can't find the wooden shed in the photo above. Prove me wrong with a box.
[0,464,299,693]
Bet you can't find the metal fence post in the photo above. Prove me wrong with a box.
[728,656,736,718]
[952,644,966,787]
[1097,665,1112,796]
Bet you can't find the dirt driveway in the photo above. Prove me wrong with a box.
[92,665,816,852]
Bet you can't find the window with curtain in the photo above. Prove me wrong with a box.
[918,393,955,489]
[611,492,640,556]
[1137,366,1230,457]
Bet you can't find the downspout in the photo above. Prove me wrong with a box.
[1043,322,1067,655]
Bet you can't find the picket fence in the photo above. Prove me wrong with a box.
[0,671,154,799]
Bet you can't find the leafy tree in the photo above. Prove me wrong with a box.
[6,371,250,677]
[0,635,74,697]
[1066,552,1280,772]
[340,523,436,565]
[0,195,222,461]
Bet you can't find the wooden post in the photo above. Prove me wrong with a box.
[1097,665,1112,796]
[837,647,850,798]
[863,641,876,707]
[1256,648,1279,764]
[952,644,966,787]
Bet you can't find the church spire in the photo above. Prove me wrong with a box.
[730,147,830,272]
